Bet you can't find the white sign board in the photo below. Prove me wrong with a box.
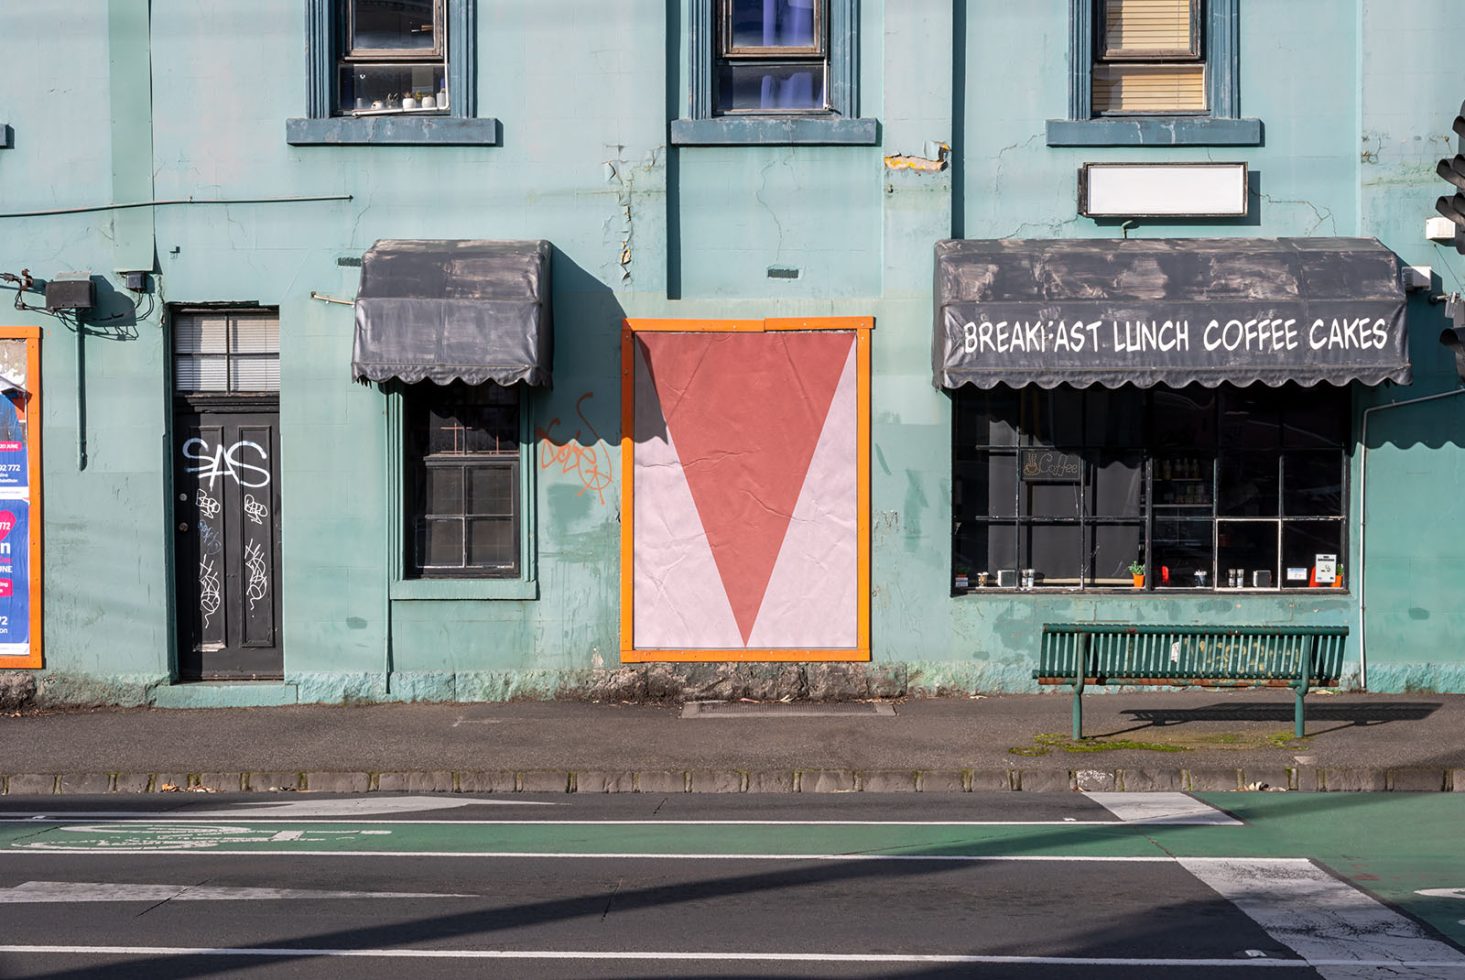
[1080,163,1249,218]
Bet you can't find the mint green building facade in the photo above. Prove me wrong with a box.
[0,0,1462,706]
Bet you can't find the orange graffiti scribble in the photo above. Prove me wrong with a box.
[536,392,613,505]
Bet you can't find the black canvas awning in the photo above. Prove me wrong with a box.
[352,239,553,387]
[934,237,1410,390]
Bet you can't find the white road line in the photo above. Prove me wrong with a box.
[0,881,476,903]
[1181,858,1465,980]
[1084,792,1242,825]
[0,944,1322,967]
[0,850,1239,861]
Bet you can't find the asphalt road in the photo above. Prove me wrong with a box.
[0,793,1461,979]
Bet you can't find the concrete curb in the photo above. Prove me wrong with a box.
[0,767,1459,795]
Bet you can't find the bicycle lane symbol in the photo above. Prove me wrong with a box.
[12,823,396,852]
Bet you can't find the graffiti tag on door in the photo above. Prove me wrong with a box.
[181,438,271,490]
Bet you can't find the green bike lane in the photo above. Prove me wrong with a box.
[2,793,1461,949]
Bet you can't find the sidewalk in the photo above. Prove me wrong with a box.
[3,689,1463,794]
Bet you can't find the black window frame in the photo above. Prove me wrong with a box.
[403,380,522,580]
[952,383,1351,594]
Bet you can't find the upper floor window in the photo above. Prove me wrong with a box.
[1093,0,1204,115]
[339,0,448,116]
[288,0,499,146]
[1046,0,1260,147]
[716,0,827,114]
[670,0,876,146]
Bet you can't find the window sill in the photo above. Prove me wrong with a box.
[390,577,537,601]
[1045,116,1262,147]
[286,115,500,146]
[670,115,878,146]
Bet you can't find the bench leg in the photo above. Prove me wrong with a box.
[1072,689,1083,742]
[1294,688,1305,739]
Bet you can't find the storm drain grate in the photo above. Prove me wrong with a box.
[680,701,896,719]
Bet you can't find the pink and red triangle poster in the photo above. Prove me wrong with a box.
[632,329,858,650]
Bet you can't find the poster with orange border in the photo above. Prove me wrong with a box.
[620,317,871,663]
[0,327,42,668]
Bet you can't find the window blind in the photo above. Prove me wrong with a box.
[1103,0,1197,57]
[1093,63,1206,113]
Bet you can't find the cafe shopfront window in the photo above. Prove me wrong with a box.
[952,383,1349,593]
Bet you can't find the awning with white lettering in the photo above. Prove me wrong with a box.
[933,237,1409,390]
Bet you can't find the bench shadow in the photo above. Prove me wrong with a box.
[1090,700,1442,739]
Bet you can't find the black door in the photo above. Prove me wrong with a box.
[174,410,282,679]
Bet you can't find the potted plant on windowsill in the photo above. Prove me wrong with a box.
[1128,561,1145,589]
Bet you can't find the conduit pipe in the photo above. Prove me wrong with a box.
[0,194,352,219]
[1358,386,1465,690]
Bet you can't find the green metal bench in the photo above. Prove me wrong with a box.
[1036,624,1348,740]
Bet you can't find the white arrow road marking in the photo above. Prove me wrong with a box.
[1182,858,1465,980]
[1084,792,1242,825]
[0,795,556,821]
[1420,888,1465,900]
[0,881,475,903]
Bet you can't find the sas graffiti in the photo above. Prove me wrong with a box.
[536,392,612,506]
[244,539,269,611]
[181,438,271,490]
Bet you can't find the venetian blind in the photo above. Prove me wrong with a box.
[1093,63,1206,113]
[1103,0,1197,57]
[174,311,280,393]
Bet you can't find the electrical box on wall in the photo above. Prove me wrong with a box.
[44,272,94,312]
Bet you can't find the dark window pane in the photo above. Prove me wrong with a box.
[1222,386,1283,448]
[339,63,446,114]
[467,518,516,568]
[1086,388,1144,447]
[954,387,1018,450]
[1284,451,1344,517]
[1151,519,1213,588]
[954,452,1017,519]
[1089,523,1143,586]
[1284,387,1349,448]
[1152,386,1216,448]
[1218,451,1279,517]
[1153,455,1213,509]
[1218,521,1279,589]
[467,465,514,516]
[425,465,463,516]
[1025,478,1084,520]
[953,522,1017,585]
[352,0,437,51]
[1282,521,1345,589]
[1093,453,1143,518]
[421,519,463,568]
[1026,523,1083,588]
[1022,387,1084,449]
[728,0,820,49]
[716,62,826,112]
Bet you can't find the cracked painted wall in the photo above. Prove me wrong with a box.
[0,0,1463,700]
